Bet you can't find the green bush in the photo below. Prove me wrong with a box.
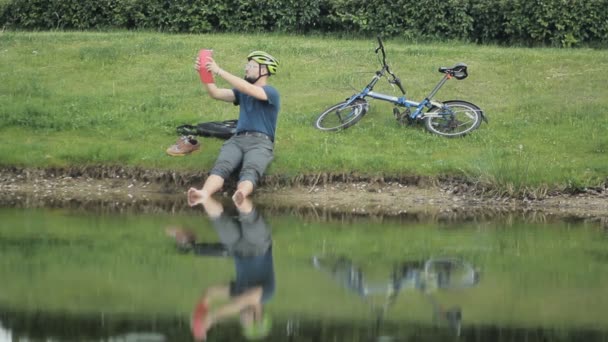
[327,0,474,40]
[499,0,607,47]
[470,0,608,47]
[1,0,607,47]
[0,0,124,29]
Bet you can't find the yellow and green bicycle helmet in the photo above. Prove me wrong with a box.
[247,51,279,75]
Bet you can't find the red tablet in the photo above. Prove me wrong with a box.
[191,299,209,340]
[198,49,214,84]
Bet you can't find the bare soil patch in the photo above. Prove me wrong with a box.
[0,167,606,224]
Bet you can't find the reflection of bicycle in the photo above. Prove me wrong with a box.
[312,256,480,336]
[314,36,487,137]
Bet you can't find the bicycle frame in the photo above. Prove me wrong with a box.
[339,37,453,120]
[316,36,485,136]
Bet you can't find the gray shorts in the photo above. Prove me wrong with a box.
[211,209,272,257]
[210,135,274,188]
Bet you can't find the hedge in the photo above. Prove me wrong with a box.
[2,0,607,47]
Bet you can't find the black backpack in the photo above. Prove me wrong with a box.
[176,120,237,140]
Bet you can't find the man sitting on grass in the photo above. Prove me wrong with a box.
[188,50,280,206]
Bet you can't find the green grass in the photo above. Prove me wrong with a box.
[0,31,607,194]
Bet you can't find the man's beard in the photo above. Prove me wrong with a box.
[244,75,258,84]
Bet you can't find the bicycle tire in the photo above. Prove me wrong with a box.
[424,100,483,138]
[314,99,368,131]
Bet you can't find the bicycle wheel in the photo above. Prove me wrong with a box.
[424,100,482,138]
[314,99,368,131]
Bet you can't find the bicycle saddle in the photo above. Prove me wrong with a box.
[438,63,468,80]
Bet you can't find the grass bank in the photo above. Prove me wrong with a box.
[0,31,606,195]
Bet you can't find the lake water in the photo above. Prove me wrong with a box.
[0,198,607,342]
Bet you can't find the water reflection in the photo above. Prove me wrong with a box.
[1,203,607,341]
[3,192,607,229]
[167,196,274,341]
[313,255,480,339]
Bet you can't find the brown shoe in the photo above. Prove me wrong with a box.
[165,226,197,248]
[166,136,201,156]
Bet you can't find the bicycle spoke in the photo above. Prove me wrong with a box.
[314,100,368,131]
[424,101,482,137]
[336,110,345,124]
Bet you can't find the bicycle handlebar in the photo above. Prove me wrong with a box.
[375,35,387,68]
[375,35,406,94]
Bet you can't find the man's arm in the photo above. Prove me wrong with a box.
[195,57,236,103]
[202,285,230,304]
[208,286,263,323]
[205,57,268,101]
[216,69,268,101]
[204,83,236,103]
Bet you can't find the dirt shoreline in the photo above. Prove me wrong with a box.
[0,167,606,223]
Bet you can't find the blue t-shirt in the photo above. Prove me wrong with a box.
[212,209,275,303]
[233,85,280,140]
[230,246,275,303]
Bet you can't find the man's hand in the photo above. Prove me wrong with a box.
[205,57,222,76]
[192,55,238,102]
[194,56,202,72]
[194,56,220,74]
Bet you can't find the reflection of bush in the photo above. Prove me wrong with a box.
[3,307,606,342]
[0,307,192,341]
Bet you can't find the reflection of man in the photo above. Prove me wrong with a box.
[167,196,274,341]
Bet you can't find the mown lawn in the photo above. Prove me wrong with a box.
[0,31,606,194]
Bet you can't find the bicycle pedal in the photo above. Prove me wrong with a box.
[392,107,401,119]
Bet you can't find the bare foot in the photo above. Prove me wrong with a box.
[232,190,245,206]
[235,196,253,214]
[188,188,208,207]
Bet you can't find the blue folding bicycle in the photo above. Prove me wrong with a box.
[314,36,487,138]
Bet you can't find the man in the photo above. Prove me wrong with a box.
[167,196,275,341]
[188,50,280,206]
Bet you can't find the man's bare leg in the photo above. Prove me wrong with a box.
[188,174,225,207]
[232,180,253,206]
